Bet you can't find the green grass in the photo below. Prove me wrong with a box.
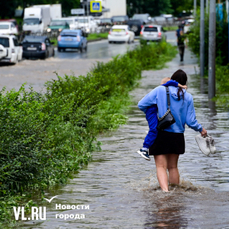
[87,32,108,41]
[164,26,178,31]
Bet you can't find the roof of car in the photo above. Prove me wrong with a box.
[0,34,16,38]
[144,24,162,27]
[61,29,81,33]
[23,36,48,41]
[0,22,13,25]
[112,25,128,28]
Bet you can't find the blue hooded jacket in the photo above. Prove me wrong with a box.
[138,85,202,133]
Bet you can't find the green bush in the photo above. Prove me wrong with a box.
[0,41,177,226]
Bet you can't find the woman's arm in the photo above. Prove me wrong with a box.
[185,97,204,132]
[138,86,159,113]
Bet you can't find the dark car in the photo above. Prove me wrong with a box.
[111,15,129,25]
[127,19,144,36]
[22,36,55,59]
[99,18,113,28]
[132,14,152,24]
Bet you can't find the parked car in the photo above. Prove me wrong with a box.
[0,22,18,35]
[57,29,87,52]
[22,35,55,59]
[0,35,22,64]
[99,18,113,27]
[127,19,144,36]
[111,16,129,25]
[0,19,19,32]
[140,25,166,42]
[152,16,167,25]
[132,14,152,24]
[108,25,135,44]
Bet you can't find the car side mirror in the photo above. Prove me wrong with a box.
[39,20,42,24]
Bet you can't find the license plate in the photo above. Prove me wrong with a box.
[27,47,37,50]
[65,38,72,41]
[148,34,156,37]
[114,34,122,36]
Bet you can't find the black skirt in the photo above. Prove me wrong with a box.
[149,131,185,156]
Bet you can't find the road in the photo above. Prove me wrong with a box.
[0,39,139,92]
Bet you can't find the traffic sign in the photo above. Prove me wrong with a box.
[71,8,85,15]
[90,1,102,12]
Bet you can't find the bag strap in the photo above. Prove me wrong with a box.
[166,86,170,109]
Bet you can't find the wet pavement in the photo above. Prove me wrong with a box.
[0,40,138,92]
[19,37,229,228]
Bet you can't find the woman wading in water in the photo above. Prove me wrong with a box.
[138,69,208,192]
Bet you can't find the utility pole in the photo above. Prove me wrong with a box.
[194,0,197,18]
[208,0,216,99]
[206,0,209,13]
[200,0,205,77]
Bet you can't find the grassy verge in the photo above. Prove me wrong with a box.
[164,26,178,31]
[87,32,108,41]
[0,41,177,227]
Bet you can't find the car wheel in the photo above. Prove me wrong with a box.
[79,46,83,53]
[62,48,65,52]
[58,47,61,52]
[128,39,131,44]
[109,41,112,44]
[84,45,87,52]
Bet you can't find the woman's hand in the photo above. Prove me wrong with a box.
[201,128,207,137]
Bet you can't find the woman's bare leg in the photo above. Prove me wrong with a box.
[154,155,169,192]
[167,154,180,185]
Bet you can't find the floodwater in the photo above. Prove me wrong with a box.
[19,49,229,228]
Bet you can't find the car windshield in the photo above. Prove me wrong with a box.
[50,20,67,26]
[0,37,9,47]
[0,24,10,29]
[23,36,43,43]
[23,18,40,25]
[144,26,158,32]
[133,15,148,20]
[112,28,125,32]
[112,16,126,22]
[78,19,89,23]
[61,33,79,37]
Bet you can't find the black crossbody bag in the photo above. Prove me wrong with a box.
[157,87,176,130]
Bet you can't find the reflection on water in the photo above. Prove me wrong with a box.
[20,54,229,228]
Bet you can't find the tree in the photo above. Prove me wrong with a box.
[127,0,173,17]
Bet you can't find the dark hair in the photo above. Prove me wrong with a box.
[171,69,187,100]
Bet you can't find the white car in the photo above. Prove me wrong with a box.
[0,22,18,35]
[0,35,22,64]
[108,25,135,44]
[140,25,166,42]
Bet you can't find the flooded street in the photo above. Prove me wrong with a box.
[19,47,229,228]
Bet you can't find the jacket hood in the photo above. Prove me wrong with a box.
[169,86,186,100]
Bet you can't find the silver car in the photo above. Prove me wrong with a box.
[140,25,166,42]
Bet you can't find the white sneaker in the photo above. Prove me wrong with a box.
[208,135,216,154]
[195,134,211,156]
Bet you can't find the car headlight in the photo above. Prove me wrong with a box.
[47,28,51,32]
[86,28,90,33]
[59,28,62,32]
